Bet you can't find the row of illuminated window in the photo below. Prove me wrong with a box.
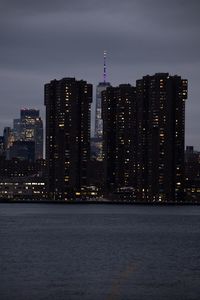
[0,182,45,186]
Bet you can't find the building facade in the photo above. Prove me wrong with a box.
[9,141,35,162]
[3,127,14,159]
[93,51,111,161]
[102,84,136,195]
[185,146,200,202]
[0,177,46,200]
[20,109,43,160]
[44,77,92,200]
[13,119,21,141]
[95,82,111,139]
[12,109,43,160]
[136,73,187,202]
[101,73,187,203]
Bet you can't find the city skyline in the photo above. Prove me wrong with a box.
[1,73,195,202]
[0,0,200,148]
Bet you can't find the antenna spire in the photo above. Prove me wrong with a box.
[103,50,107,83]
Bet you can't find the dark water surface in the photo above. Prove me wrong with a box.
[0,204,200,300]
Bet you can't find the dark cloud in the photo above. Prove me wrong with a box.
[0,0,200,148]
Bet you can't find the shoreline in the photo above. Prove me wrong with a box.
[0,199,199,205]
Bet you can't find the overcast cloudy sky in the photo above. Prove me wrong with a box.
[0,0,199,148]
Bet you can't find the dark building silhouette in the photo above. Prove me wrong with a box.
[0,156,46,178]
[101,74,187,202]
[136,73,187,202]
[185,146,200,180]
[44,77,92,200]
[102,84,136,195]
[0,136,4,156]
[9,141,35,162]
[185,146,200,202]
[0,156,47,200]
[13,119,21,141]
[3,127,14,149]
[3,127,14,159]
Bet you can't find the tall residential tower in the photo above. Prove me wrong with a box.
[44,77,92,200]
[136,73,187,202]
[102,84,136,194]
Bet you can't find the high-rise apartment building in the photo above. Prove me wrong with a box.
[136,73,187,202]
[102,73,187,203]
[44,77,92,200]
[102,84,136,194]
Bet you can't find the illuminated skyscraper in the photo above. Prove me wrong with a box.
[3,127,14,151]
[136,73,188,202]
[13,119,21,141]
[20,109,43,160]
[95,51,111,139]
[10,108,43,160]
[93,51,111,161]
[44,77,92,200]
[3,127,14,159]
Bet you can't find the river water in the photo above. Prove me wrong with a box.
[0,203,200,300]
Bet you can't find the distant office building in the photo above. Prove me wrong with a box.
[12,109,43,160]
[20,109,43,160]
[136,73,187,202]
[44,77,92,200]
[102,84,136,195]
[3,127,14,159]
[0,177,46,200]
[34,117,43,160]
[91,137,104,161]
[0,156,46,178]
[95,83,111,138]
[13,119,21,141]
[0,136,4,156]
[95,51,111,139]
[185,146,200,202]
[0,149,46,200]
[185,146,200,179]
[3,127,14,150]
[94,52,111,160]
[185,146,200,164]
[9,141,35,162]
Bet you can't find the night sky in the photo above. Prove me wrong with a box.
[0,0,199,148]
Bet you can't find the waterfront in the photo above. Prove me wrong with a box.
[0,204,200,300]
